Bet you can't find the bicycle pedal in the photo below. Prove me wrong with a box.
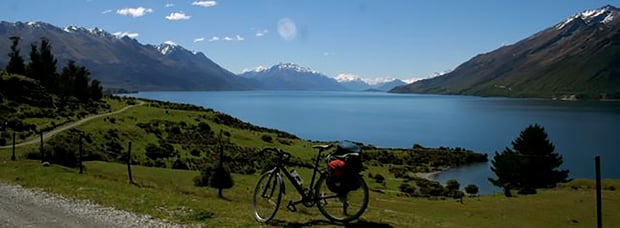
[287,201,297,212]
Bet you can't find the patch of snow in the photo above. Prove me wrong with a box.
[555,6,616,30]
[602,13,614,24]
[275,63,319,74]
[335,73,362,82]
[242,65,268,73]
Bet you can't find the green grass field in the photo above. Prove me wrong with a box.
[0,158,618,227]
[1,98,618,227]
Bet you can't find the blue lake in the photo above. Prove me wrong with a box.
[128,91,620,194]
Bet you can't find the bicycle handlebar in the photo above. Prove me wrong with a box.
[261,147,291,160]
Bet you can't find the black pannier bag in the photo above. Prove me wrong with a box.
[326,141,363,193]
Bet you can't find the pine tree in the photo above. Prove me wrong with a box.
[25,38,57,92]
[489,124,569,194]
[6,36,26,75]
[38,38,58,91]
[89,79,103,100]
[26,43,41,80]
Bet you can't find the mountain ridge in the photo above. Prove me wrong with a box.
[0,21,253,91]
[391,5,620,99]
[239,63,347,91]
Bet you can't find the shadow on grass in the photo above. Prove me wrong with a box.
[269,219,393,227]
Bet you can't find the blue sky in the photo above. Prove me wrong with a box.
[2,0,619,81]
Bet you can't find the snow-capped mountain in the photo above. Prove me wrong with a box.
[392,5,620,99]
[555,5,617,30]
[0,21,252,91]
[335,74,406,91]
[239,63,346,91]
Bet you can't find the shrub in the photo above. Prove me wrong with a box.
[464,184,479,196]
[399,182,416,195]
[261,135,273,143]
[446,179,460,191]
[190,149,202,157]
[373,174,385,184]
[172,158,189,170]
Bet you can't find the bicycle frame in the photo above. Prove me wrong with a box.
[265,146,331,210]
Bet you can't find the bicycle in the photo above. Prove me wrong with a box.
[252,144,369,224]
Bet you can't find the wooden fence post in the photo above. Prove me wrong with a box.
[79,136,83,174]
[127,142,134,184]
[595,156,602,228]
[11,131,16,161]
[40,131,44,162]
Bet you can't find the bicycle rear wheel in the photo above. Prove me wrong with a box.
[252,169,283,223]
[315,174,369,223]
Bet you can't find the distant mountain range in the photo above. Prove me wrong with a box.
[392,5,620,99]
[0,21,406,92]
[238,63,347,91]
[0,21,253,91]
[335,74,406,91]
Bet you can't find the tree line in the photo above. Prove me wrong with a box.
[5,36,102,101]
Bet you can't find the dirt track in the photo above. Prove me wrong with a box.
[0,102,142,149]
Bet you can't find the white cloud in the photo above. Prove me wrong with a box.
[192,1,217,7]
[112,31,139,38]
[165,3,174,8]
[101,9,112,14]
[255,29,268,37]
[210,35,244,42]
[165,12,191,20]
[194,37,205,43]
[164,40,177,45]
[277,17,297,41]
[116,7,153,18]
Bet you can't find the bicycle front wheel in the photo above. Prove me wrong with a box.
[315,174,369,223]
[252,169,283,223]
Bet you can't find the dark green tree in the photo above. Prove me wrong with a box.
[89,79,103,100]
[489,124,569,195]
[38,38,57,91]
[6,36,26,75]
[445,179,460,192]
[464,184,479,196]
[25,38,57,92]
[211,130,234,198]
[58,60,78,97]
[26,43,41,80]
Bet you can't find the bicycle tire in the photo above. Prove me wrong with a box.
[315,173,369,223]
[252,169,283,223]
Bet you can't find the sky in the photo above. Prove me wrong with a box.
[2,0,619,82]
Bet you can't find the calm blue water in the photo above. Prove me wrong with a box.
[128,91,620,194]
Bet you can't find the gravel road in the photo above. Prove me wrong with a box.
[0,182,184,228]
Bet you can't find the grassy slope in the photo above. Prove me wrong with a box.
[0,160,618,227]
[1,99,619,227]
